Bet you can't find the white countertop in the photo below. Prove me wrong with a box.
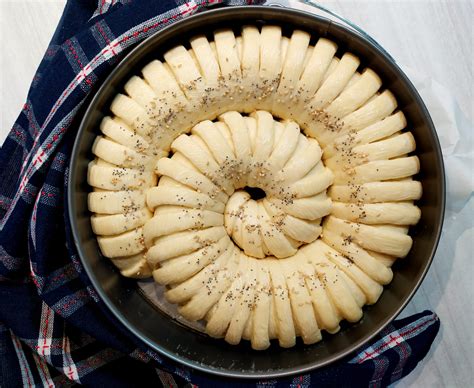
[1,1,472,386]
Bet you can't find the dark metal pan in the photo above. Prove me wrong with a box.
[68,6,445,379]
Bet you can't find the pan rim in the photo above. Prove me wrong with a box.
[68,5,446,379]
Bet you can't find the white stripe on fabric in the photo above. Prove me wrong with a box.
[62,332,80,383]
[36,303,54,361]
[29,196,39,249]
[389,338,411,383]
[156,369,178,388]
[91,0,114,19]
[32,352,55,388]
[178,0,198,15]
[10,330,35,388]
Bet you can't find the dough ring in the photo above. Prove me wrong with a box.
[87,26,422,350]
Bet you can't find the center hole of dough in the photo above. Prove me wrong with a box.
[244,186,266,201]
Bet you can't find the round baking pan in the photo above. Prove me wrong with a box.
[68,6,445,379]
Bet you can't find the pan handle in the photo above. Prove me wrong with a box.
[265,0,396,63]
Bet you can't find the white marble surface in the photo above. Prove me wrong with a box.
[1,0,472,386]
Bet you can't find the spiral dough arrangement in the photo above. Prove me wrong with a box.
[87,26,422,350]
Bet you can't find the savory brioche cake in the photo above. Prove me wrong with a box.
[87,25,422,350]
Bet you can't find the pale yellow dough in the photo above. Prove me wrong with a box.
[87,25,422,350]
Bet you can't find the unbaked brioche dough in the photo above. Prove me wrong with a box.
[87,25,422,350]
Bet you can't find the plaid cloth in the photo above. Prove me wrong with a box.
[0,0,440,386]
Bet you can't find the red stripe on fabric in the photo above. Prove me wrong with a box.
[30,271,41,288]
[31,201,37,222]
[36,344,66,350]
[358,317,437,363]
[56,290,89,315]
[66,40,93,86]
[12,335,33,388]
[14,129,25,140]
[42,306,50,341]
[97,22,117,56]
[40,306,51,353]
[31,126,65,167]
[49,267,73,284]
[369,357,389,388]
[100,0,106,15]
[400,342,409,359]
[33,352,54,388]
[24,102,40,137]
